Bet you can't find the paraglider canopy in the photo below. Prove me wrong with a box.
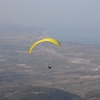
[29,37,61,54]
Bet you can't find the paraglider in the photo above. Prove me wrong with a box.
[29,38,61,54]
[29,37,61,69]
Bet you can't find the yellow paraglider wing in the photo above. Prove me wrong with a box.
[29,38,61,54]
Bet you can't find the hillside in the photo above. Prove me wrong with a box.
[0,85,81,100]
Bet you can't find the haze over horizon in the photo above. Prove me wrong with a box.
[0,0,100,44]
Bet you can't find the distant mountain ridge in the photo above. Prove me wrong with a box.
[7,86,81,100]
[0,24,46,32]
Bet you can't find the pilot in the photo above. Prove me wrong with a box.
[47,65,52,69]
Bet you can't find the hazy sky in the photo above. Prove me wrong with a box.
[0,0,100,43]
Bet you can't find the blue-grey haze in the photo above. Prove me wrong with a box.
[0,0,100,44]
